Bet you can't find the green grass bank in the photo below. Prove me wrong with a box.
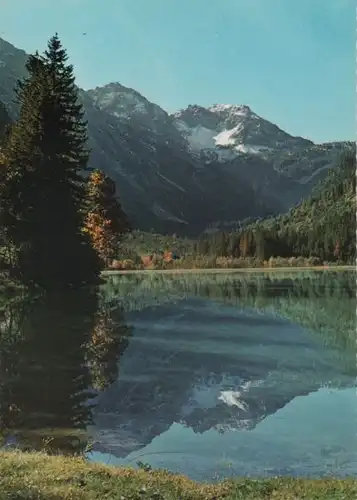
[1,451,356,500]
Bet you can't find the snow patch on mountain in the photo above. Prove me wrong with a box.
[236,144,273,154]
[174,119,273,160]
[214,126,241,146]
[219,390,248,411]
[208,103,252,118]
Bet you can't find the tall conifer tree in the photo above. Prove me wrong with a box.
[0,34,100,289]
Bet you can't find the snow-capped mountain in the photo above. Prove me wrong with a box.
[172,103,312,159]
[0,36,351,235]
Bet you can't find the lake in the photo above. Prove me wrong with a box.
[0,270,356,481]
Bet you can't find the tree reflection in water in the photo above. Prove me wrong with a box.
[0,288,131,455]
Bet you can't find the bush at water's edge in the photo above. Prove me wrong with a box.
[106,254,350,270]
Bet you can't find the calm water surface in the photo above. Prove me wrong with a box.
[0,271,356,481]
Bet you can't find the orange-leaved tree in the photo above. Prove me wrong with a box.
[83,170,130,266]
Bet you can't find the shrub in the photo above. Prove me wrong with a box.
[121,259,135,270]
[141,255,153,267]
[118,247,142,264]
[288,257,298,267]
[306,256,321,266]
[109,259,123,270]
[107,252,330,271]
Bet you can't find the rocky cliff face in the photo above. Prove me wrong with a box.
[0,37,350,235]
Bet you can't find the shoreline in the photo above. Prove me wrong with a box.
[101,265,355,276]
[1,451,356,500]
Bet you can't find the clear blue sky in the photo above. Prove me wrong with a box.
[1,0,355,143]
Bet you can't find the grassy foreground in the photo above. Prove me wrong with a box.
[1,452,357,500]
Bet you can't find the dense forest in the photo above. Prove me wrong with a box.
[0,102,11,141]
[195,147,356,264]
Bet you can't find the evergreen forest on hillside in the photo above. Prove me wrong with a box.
[194,147,356,265]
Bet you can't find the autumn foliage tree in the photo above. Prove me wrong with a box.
[83,169,130,266]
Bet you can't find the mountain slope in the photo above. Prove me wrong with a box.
[80,87,278,235]
[172,104,349,221]
[0,38,27,118]
[244,146,356,262]
[195,146,356,262]
[259,147,356,239]
[279,147,356,260]
[0,36,351,235]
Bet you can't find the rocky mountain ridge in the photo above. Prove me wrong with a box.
[172,103,313,157]
[0,37,351,235]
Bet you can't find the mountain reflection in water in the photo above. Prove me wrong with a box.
[0,271,355,480]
